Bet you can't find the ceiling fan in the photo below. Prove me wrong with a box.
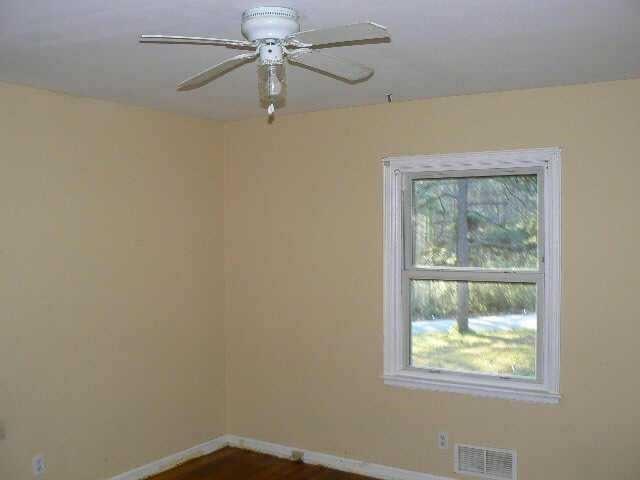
[140,6,389,116]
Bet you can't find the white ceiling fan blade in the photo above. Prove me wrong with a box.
[288,50,373,82]
[140,35,254,49]
[287,22,389,47]
[177,52,258,91]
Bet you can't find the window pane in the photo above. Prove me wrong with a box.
[413,174,538,269]
[410,280,537,378]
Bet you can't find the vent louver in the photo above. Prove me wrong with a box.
[455,444,516,480]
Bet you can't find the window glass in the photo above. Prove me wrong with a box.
[412,175,538,270]
[410,280,537,378]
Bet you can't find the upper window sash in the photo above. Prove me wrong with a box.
[402,167,544,275]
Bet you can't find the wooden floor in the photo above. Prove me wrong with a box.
[148,447,375,480]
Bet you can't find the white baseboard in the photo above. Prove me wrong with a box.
[108,434,452,480]
[108,435,230,480]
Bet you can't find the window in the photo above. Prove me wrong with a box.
[383,148,561,403]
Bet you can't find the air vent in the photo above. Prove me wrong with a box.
[455,444,516,480]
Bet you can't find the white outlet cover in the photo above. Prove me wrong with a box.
[438,432,449,449]
[32,454,45,476]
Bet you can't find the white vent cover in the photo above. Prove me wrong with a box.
[455,444,516,480]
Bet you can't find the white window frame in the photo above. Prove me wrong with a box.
[382,148,561,404]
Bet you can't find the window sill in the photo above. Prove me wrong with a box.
[383,370,560,404]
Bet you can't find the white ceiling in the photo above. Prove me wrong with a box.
[1,0,639,120]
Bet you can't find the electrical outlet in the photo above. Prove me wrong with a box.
[438,432,449,449]
[32,454,46,476]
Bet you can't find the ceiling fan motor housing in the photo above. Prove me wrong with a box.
[241,7,300,42]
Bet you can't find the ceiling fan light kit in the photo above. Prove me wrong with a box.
[258,63,286,114]
[140,6,390,117]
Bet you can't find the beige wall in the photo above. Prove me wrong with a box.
[224,79,640,480]
[2,78,639,480]
[0,83,227,480]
